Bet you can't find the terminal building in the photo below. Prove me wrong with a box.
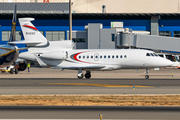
[1,0,180,56]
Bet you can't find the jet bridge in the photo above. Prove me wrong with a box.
[117,33,180,53]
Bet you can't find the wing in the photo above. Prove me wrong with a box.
[51,66,105,70]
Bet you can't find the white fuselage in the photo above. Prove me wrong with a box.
[19,48,173,71]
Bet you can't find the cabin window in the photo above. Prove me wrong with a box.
[124,55,127,58]
[100,56,102,59]
[146,53,150,56]
[120,55,123,58]
[108,55,110,58]
[87,56,89,59]
[112,55,114,58]
[79,56,81,59]
[95,56,98,59]
[116,55,118,58]
[83,56,85,59]
[104,55,106,59]
[91,56,93,59]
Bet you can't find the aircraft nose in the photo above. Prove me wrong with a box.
[159,59,174,67]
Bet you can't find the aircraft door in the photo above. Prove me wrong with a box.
[94,53,99,61]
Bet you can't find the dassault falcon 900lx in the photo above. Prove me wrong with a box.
[10,18,173,79]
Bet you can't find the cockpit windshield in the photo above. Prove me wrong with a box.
[146,53,159,57]
[150,53,154,56]
[153,53,159,56]
[146,53,150,56]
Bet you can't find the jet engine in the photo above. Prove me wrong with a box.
[17,62,27,71]
[41,51,68,60]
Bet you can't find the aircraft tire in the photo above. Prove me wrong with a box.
[77,74,83,79]
[85,73,91,79]
[10,68,14,74]
[145,75,149,79]
[15,69,18,74]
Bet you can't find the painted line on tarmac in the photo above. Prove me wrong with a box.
[43,83,153,88]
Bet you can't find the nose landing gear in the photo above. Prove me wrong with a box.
[145,69,149,79]
[77,70,91,79]
[77,69,83,79]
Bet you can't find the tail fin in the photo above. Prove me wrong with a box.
[9,5,17,42]
[10,18,48,46]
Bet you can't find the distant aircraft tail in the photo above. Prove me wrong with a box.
[9,5,17,42]
[9,18,48,46]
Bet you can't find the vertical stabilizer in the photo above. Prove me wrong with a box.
[9,5,17,42]
[18,18,48,46]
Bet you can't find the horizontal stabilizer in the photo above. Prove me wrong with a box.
[8,41,42,45]
[51,66,105,70]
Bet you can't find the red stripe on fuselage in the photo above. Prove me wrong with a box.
[73,51,97,64]
[22,25,38,30]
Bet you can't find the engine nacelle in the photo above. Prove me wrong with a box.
[17,62,27,71]
[41,51,68,60]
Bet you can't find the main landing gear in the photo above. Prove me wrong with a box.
[77,69,91,79]
[145,68,149,79]
[85,71,91,79]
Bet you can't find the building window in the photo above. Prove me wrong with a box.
[2,31,22,41]
[2,31,10,41]
[46,31,65,41]
[174,31,180,38]
[16,31,22,41]
[39,31,44,36]
[159,31,171,37]
[72,38,85,43]
[111,34,115,42]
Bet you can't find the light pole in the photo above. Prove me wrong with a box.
[69,0,72,40]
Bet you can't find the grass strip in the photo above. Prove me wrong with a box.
[0,95,180,106]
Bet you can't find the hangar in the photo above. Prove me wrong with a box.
[1,2,180,53]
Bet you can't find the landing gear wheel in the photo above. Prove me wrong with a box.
[10,68,14,74]
[85,71,91,79]
[15,69,18,74]
[77,73,83,79]
[85,73,91,79]
[145,75,149,79]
